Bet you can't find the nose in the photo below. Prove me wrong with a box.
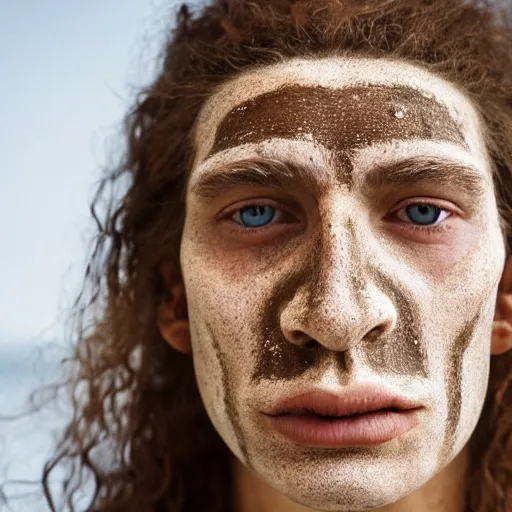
[279,225,397,352]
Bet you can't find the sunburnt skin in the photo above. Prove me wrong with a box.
[180,57,506,510]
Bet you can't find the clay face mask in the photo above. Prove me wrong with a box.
[179,56,506,510]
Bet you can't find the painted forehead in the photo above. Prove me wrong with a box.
[209,85,465,159]
[192,57,487,169]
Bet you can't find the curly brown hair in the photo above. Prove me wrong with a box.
[39,0,512,511]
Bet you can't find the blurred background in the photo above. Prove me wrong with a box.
[0,1,201,509]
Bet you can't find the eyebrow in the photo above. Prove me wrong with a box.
[190,156,488,201]
[360,157,488,198]
[189,157,327,200]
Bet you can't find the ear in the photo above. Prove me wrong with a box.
[491,256,512,355]
[157,263,192,355]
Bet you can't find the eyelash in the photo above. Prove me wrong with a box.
[389,199,453,233]
[224,202,294,235]
[223,199,454,236]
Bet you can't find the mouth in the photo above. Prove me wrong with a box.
[262,385,424,448]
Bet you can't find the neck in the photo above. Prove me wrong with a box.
[231,446,469,512]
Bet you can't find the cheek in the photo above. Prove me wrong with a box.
[439,311,493,469]
[180,231,273,389]
[181,232,283,466]
[458,313,492,431]
[432,276,499,467]
[188,315,252,465]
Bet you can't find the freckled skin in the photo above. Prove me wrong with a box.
[180,57,505,511]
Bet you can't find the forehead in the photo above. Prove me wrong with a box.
[191,56,489,182]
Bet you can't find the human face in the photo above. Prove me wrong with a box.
[179,56,506,510]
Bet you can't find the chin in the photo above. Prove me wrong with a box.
[241,436,436,512]
[268,473,420,512]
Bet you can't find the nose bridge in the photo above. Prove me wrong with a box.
[282,214,394,351]
[311,217,362,313]
[321,215,371,313]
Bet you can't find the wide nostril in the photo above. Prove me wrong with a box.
[364,324,387,342]
[289,330,316,347]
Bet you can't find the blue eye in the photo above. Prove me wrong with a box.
[238,205,276,228]
[404,204,442,225]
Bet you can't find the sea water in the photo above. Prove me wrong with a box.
[0,342,90,511]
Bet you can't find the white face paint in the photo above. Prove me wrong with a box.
[179,56,506,510]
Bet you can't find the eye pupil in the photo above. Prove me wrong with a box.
[406,204,441,225]
[240,205,276,227]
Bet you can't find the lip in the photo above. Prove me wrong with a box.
[262,384,424,448]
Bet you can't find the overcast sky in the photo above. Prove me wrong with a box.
[0,1,192,347]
